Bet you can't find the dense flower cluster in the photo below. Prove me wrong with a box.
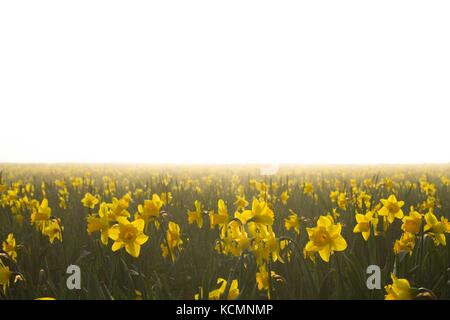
[0,164,449,300]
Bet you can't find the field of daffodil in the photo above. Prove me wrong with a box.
[1,164,450,300]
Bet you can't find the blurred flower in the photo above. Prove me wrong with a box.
[337,192,347,210]
[87,202,111,245]
[160,192,172,205]
[394,232,415,255]
[284,210,300,234]
[2,233,17,262]
[280,191,289,205]
[195,278,239,300]
[303,182,314,195]
[234,195,249,211]
[0,259,12,293]
[330,190,339,203]
[255,264,281,298]
[42,219,63,244]
[209,199,229,229]
[187,200,204,228]
[81,192,99,209]
[162,221,183,261]
[31,198,51,226]
[385,274,413,300]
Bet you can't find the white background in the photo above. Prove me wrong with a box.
[1,1,449,164]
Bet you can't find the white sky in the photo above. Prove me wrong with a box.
[1,1,449,164]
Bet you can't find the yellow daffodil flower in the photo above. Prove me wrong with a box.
[401,206,422,234]
[220,220,250,257]
[187,200,204,228]
[31,198,52,226]
[280,191,289,205]
[393,232,415,255]
[385,273,413,300]
[424,210,449,246]
[2,233,17,262]
[255,264,280,298]
[284,210,300,234]
[0,259,12,294]
[87,202,111,245]
[330,190,339,203]
[195,278,239,300]
[337,192,347,210]
[81,192,99,209]
[209,199,229,229]
[234,194,249,211]
[305,215,347,262]
[42,219,63,244]
[108,196,131,220]
[160,192,172,205]
[109,217,149,258]
[235,198,274,225]
[136,194,163,225]
[353,211,375,241]
[378,195,404,223]
[162,221,183,261]
[303,182,314,195]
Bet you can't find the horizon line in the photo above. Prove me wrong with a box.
[1,162,450,166]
